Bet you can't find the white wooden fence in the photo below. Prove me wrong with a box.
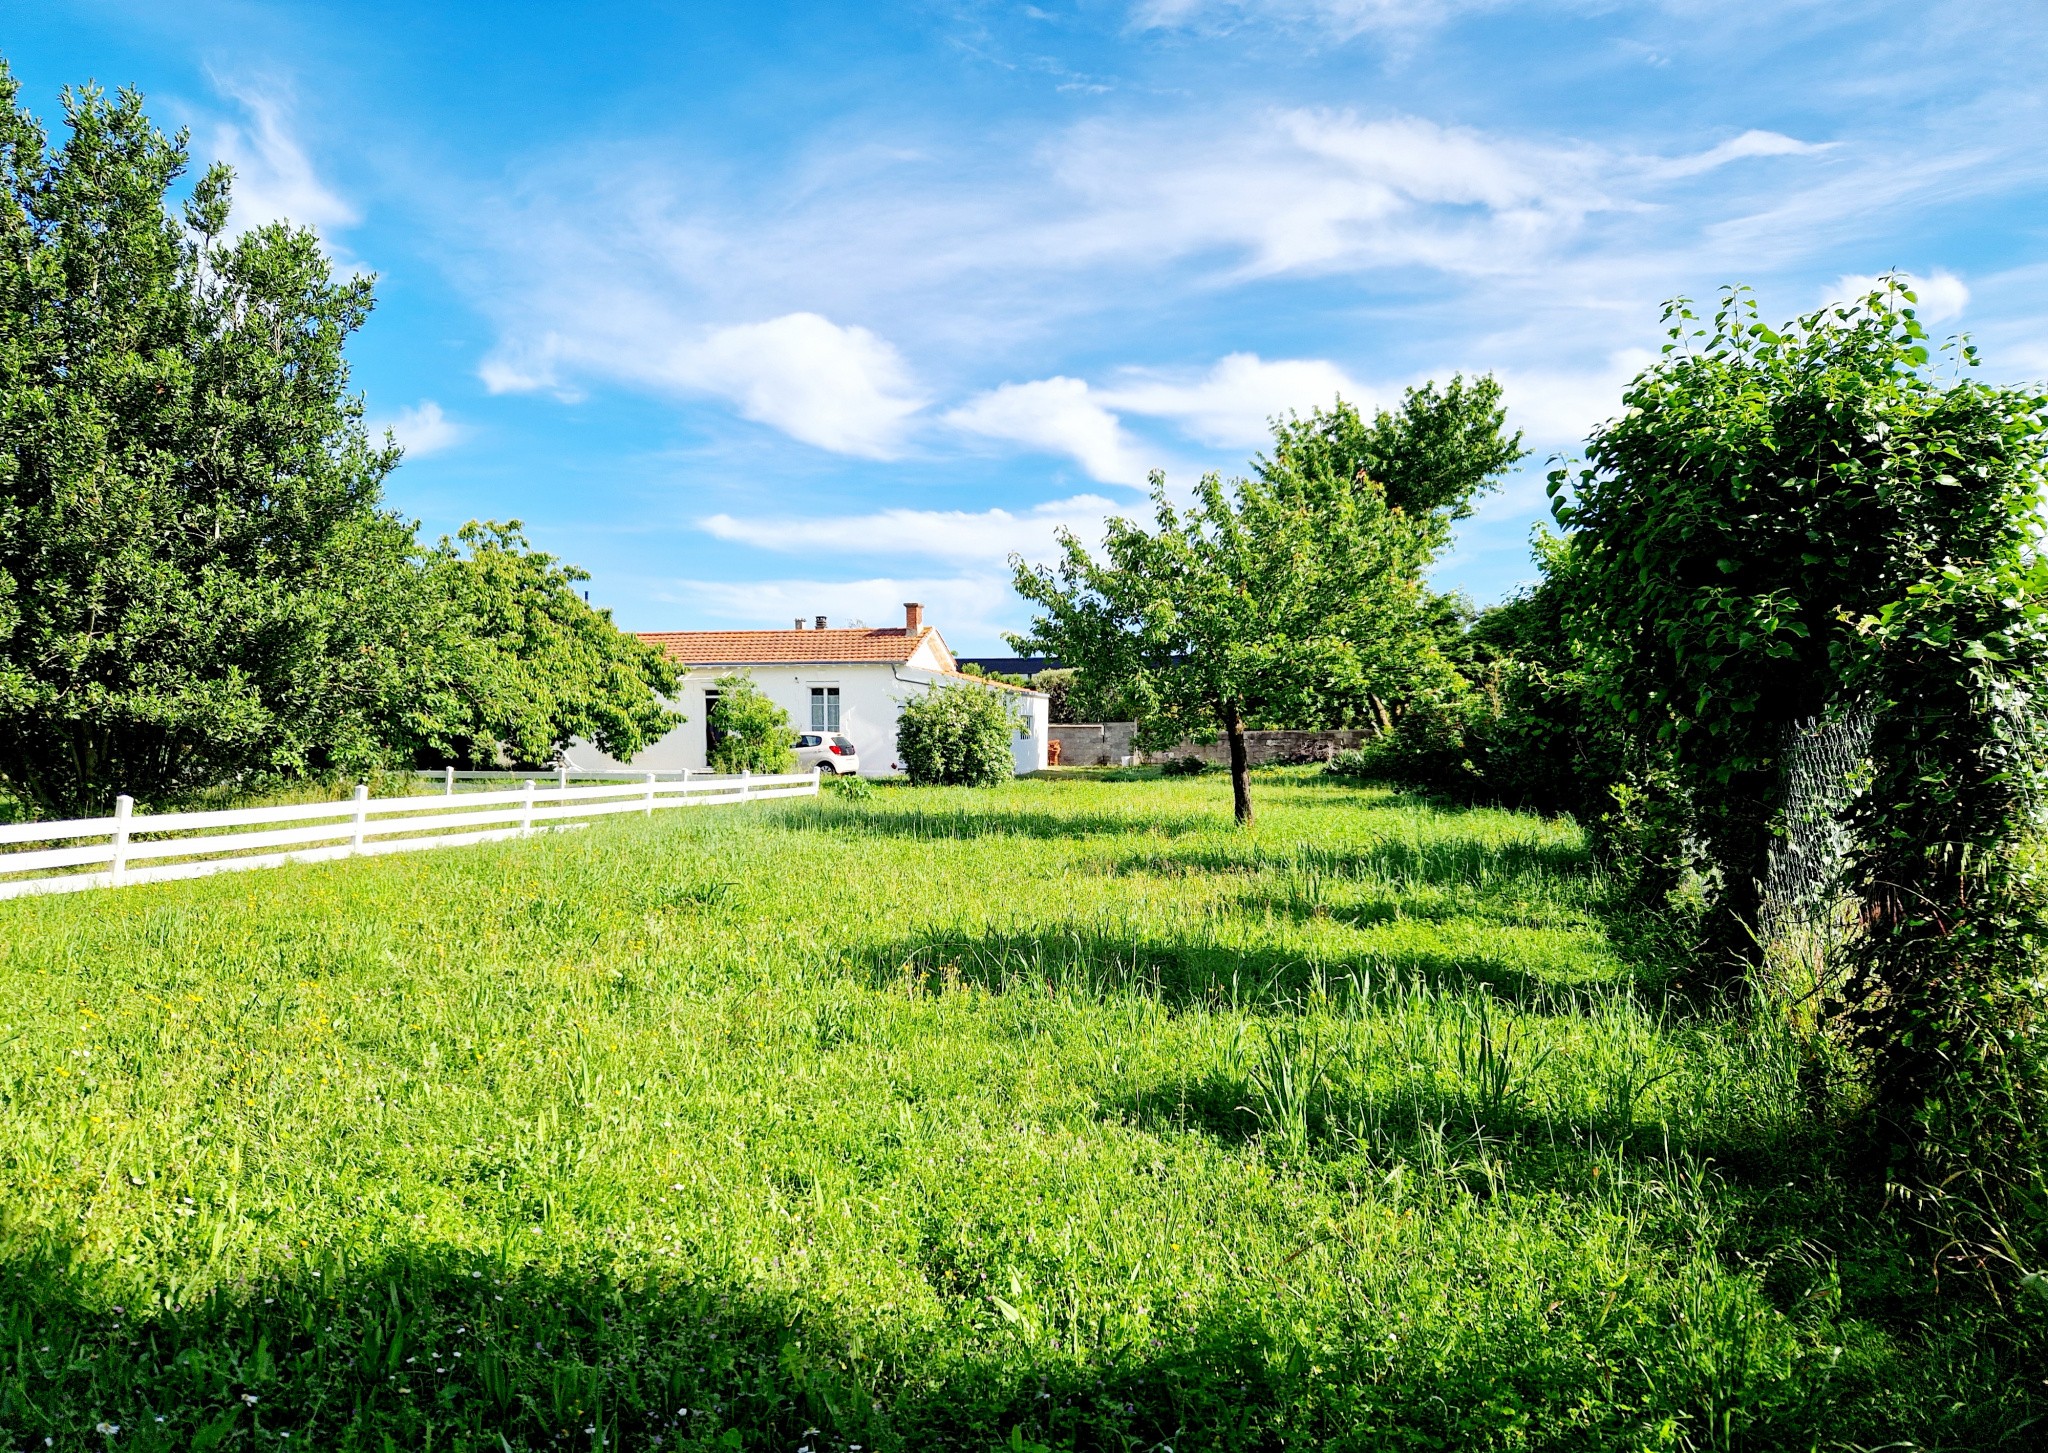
[0,770,819,902]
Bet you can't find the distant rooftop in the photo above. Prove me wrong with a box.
[638,602,960,669]
[956,656,1061,677]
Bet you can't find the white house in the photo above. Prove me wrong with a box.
[566,603,1049,777]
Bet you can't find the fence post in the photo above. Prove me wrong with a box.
[111,795,133,885]
[812,765,821,796]
[351,783,369,854]
[558,764,568,795]
[444,765,455,796]
[521,779,536,837]
[740,768,751,802]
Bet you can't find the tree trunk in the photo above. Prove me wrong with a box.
[1223,703,1253,826]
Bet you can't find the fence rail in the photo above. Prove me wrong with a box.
[0,770,819,901]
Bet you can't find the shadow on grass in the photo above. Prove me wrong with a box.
[781,799,1220,844]
[0,1237,1281,1453]
[865,923,1596,1011]
[1109,833,1595,888]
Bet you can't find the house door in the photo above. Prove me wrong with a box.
[703,689,723,762]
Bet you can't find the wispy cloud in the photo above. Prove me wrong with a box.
[206,80,357,237]
[1129,0,1498,39]
[1494,348,1657,448]
[1653,128,1836,179]
[482,310,926,459]
[1101,353,1367,447]
[1046,109,1610,280]
[701,494,1130,564]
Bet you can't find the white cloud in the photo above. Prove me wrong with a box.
[207,83,357,237]
[1825,268,1970,323]
[701,494,1129,565]
[482,311,926,458]
[1101,353,1367,447]
[1655,129,1836,179]
[369,399,468,459]
[1496,348,1658,447]
[679,314,926,457]
[945,378,1153,484]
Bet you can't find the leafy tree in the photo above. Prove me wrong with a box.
[405,522,680,769]
[1259,379,1523,549]
[895,682,1016,787]
[0,66,416,814]
[706,673,794,774]
[1010,388,1519,824]
[1011,468,1432,826]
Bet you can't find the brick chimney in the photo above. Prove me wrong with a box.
[904,601,924,634]
[793,617,805,630]
[814,614,827,630]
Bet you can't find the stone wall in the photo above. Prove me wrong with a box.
[1049,724,1371,768]
[1150,728,1371,766]
[1048,721,1137,766]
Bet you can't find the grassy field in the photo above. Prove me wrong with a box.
[0,768,2041,1451]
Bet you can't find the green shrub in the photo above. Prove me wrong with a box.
[896,684,1015,786]
[1160,754,1211,776]
[1325,747,1376,779]
[825,772,874,801]
[706,673,795,774]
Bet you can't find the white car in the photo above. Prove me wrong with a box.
[795,732,861,775]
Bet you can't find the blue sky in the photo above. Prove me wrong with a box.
[11,1,2048,651]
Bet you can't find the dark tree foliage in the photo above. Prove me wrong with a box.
[1548,285,2048,973]
[1554,282,2048,1163]
[0,67,416,815]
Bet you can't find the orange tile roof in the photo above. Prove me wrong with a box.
[638,626,940,665]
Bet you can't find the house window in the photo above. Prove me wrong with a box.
[810,687,840,731]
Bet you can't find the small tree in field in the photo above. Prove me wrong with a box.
[896,683,1016,786]
[1010,467,1431,826]
[706,674,794,774]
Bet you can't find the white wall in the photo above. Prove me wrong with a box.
[565,665,1048,777]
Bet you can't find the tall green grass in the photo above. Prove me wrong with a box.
[0,769,2040,1450]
